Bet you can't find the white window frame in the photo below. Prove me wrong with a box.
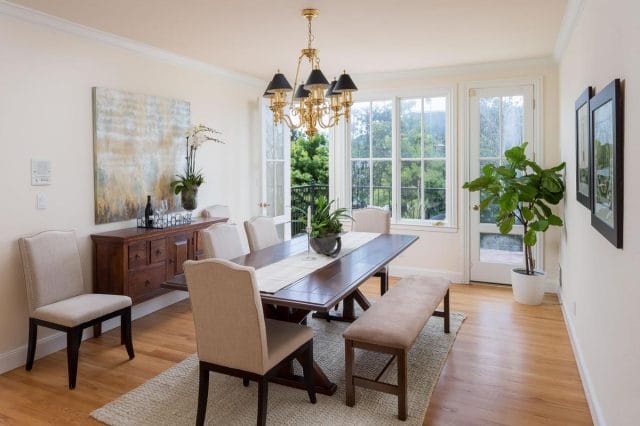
[344,87,457,229]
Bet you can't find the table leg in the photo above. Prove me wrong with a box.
[266,307,338,395]
[270,360,338,396]
[311,289,370,323]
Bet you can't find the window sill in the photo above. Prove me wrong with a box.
[390,222,459,233]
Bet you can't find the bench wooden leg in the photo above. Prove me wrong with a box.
[397,348,408,421]
[345,339,355,407]
[444,289,450,334]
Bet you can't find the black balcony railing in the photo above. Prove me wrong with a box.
[290,183,446,236]
[291,182,330,236]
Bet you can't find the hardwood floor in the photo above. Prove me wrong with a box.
[0,281,592,425]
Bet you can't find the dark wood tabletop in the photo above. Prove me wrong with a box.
[163,233,417,312]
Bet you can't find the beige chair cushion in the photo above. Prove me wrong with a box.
[32,293,132,327]
[244,216,281,252]
[201,205,231,219]
[19,230,85,313]
[265,319,314,371]
[201,223,245,260]
[352,208,391,234]
[343,276,450,349]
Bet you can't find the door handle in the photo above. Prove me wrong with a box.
[472,204,479,211]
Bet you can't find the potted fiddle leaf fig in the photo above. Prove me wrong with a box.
[463,143,566,305]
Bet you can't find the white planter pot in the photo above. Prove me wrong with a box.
[511,268,545,305]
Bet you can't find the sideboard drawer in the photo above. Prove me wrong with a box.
[128,242,148,269]
[150,238,167,264]
[129,265,166,300]
[91,217,227,306]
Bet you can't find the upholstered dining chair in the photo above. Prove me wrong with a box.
[201,204,231,220]
[201,223,246,260]
[184,258,316,426]
[352,207,391,295]
[244,216,281,252]
[18,230,134,389]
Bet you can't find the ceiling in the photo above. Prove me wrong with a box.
[11,0,567,81]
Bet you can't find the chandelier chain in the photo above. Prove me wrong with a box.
[307,15,314,51]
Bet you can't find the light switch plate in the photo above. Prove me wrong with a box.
[36,192,47,209]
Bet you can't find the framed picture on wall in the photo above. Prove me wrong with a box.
[590,79,623,248]
[575,87,592,207]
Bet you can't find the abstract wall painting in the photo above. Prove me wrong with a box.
[92,87,190,224]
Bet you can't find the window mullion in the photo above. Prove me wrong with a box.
[368,103,373,207]
[420,98,425,221]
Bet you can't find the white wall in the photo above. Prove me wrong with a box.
[0,10,262,362]
[558,0,640,424]
[339,58,560,284]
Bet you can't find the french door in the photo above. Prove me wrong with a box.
[468,85,537,284]
[260,100,291,240]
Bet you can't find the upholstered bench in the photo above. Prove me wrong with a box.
[342,276,450,420]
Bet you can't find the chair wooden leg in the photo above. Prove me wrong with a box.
[257,377,269,426]
[444,289,450,334]
[26,319,37,371]
[196,363,210,426]
[345,339,355,407]
[397,349,408,421]
[121,307,135,359]
[301,341,317,404]
[66,327,82,389]
[243,378,250,387]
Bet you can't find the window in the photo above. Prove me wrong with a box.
[348,91,453,226]
[350,100,393,210]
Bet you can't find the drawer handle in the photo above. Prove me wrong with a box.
[155,249,162,255]
[134,254,140,259]
[144,280,151,287]
[168,259,174,264]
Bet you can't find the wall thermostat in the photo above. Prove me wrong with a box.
[31,159,52,186]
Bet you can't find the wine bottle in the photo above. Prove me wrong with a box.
[144,195,153,227]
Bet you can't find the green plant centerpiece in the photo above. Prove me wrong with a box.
[463,142,565,305]
[170,124,224,210]
[298,196,352,257]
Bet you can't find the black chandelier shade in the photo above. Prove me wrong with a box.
[325,79,338,97]
[293,84,311,100]
[303,68,330,90]
[334,72,358,92]
[262,89,274,99]
[266,72,293,93]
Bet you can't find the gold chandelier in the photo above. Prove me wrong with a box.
[263,8,358,137]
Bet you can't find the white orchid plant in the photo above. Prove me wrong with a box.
[171,124,225,194]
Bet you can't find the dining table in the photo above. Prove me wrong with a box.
[162,232,418,396]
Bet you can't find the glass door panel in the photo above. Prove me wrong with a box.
[261,100,291,239]
[469,85,534,284]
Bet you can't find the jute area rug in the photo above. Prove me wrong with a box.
[92,312,465,426]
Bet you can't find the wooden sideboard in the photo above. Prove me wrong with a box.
[91,217,227,306]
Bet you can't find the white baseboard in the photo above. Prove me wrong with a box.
[388,265,464,283]
[545,278,560,293]
[0,290,189,375]
[558,290,606,426]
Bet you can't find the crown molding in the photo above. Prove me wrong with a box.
[553,0,586,62]
[0,0,266,88]
[352,56,556,83]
